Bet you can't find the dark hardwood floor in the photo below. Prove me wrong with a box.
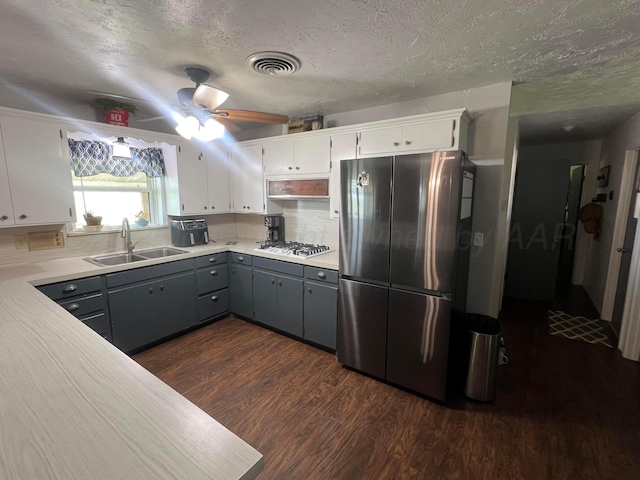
[134,304,640,480]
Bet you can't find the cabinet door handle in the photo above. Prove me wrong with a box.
[19,214,27,220]
[0,215,8,221]
[204,206,208,210]
[62,284,77,293]
[288,166,293,170]
[393,142,400,147]
[211,295,219,302]
[149,287,154,294]
[238,256,244,262]
[159,285,164,291]
[247,206,250,210]
[212,206,215,210]
[271,279,275,285]
[66,303,80,312]
[405,140,412,145]
[317,272,326,279]
[308,288,312,294]
[334,210,339,214]
[209,258,216,263]
[295,166,300,170]
[278,281,283,286]
[231,270,235,274]
[210,270,218,276]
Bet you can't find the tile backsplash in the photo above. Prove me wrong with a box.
[0,205,338,267]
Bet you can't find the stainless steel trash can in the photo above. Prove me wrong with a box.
[463,314,501,402]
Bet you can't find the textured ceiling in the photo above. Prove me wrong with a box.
[0,0,639,126]
[518,104,640,145]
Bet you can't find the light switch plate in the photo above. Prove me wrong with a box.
[473,232,484,247]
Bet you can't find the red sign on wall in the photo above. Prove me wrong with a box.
[103,108,129,127]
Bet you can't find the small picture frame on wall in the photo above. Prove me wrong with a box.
[597,166,611,188]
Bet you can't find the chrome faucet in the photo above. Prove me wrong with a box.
[121,217,135,254]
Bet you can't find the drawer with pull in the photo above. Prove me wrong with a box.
[37,276,102,301]
[58,293,106,319]
[304,266,338,284]
[195,252,228,269]
[80,312,113,343]
[196,265,229,295]
[229,253,252,265]
[197,288,230,322]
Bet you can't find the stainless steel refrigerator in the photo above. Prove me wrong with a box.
[337,152,475,401]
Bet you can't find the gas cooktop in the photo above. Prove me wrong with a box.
[254,241,334,258]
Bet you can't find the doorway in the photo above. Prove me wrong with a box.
[505,158,586,302]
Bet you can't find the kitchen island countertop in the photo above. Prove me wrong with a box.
[0,238,309,479]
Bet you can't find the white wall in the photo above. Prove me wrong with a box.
[325,82,513,317]
[584,111,640,316]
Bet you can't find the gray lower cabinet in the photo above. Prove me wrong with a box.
[109,271,196,352]
[252,258,304,338]
[196,256,229,322]
[37,276,112,342]
[304,280,338,349]
[229,263,253,319]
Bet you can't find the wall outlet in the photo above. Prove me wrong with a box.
[473,232,484,247]
[14,235,28,249]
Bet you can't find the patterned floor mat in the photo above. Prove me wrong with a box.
[548,310,614,348]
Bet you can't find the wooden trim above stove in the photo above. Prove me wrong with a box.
[267,179,330,200]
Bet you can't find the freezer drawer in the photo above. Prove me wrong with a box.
[337,278,388,379]
[386,288,452,401]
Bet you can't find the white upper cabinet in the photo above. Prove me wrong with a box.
[329,133,357,220]
[165,142,208,216]
[206,146,230,213]
[294,136,331,174]
[263,140,294,176]
[262,135,331,176]
[358,126,403,156]
[356,111,470,158]
[230,144,264,213]
[0,124,14,226]
[165,142,230,216]
[0,115,75,226]
[358,120,454,157]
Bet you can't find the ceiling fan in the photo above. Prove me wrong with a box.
[172,67,289,140]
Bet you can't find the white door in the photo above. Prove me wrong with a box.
[263,140,294,176]
[177,142,208,215]
[0,116,75,225]
[294,136,331,174]
[206,147,230,213]
[357,126,402,157]
[401,120,454,151]
[329,133,357,219]
[0,123,15,226]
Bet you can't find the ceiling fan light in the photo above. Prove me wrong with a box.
[196,118,225,141]
[113,137,131,158]
[193,85,230,110]
[175,115,200,140]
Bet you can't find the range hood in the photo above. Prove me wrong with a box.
[267,178,330,200]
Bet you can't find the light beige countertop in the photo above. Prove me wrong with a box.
[0,238,337,479]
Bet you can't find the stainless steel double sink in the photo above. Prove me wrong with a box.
[84,247,188,267]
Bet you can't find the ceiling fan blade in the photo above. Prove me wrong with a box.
[213,116,241,134]
[213,109,289,124]
[134,115,167,123]
[193,85,230,110]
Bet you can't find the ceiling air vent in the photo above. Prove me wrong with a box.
[246,51,301,76]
